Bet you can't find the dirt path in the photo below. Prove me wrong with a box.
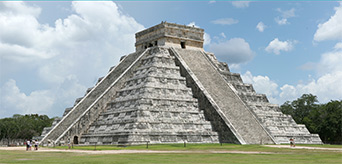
[1,145,340,155]
[263,145,342,151]
[0,147,274,154]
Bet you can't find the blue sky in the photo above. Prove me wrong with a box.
[0,1,341,118]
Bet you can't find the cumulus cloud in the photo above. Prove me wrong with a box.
[208,38,254,64]
[256,22,266,32]
[334,42,342,50]
[241,71,279,103]
[314,3,342,42]
[231,1,250,8]
[0,1,144,117]
[279,71,342,103]
[204,33,211,46]
[0,79,54,116]
[244,48,342,104]
[265,38,296,55]
[275,8,296,25]
[211,18,238,25]
[275,18,288,25]
[316,50,342,76]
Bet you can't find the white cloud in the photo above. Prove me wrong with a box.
[314,3,342,42]
[275,17,288,25]
[208,1,216,4]
[211,18,238,25]
[0,1,41,17]
[204,33,211,46]
[0,79,54,116]
[187,22,211,46]
[187,21,199,28]
[208,38,254,64]
[0,1,144,117]
[279,71,342,103]
[256,22,266,32]
[0,77,87,117]
[316,50,342,76]
[244,48,342,104]
[334,42,342,50]
[275,8,295,25]
[231,1,250,8]
[265,38,296,55]
[241,71,279,103]
[289,48,342,103]
[277,8,295,18]
[220,32,226,38]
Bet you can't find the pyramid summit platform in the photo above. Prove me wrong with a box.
[40,22,322,145]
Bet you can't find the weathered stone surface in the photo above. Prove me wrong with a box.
[172,48,274,144]
[204,51,322,144]
[40,49,147,145]
[80,47,219,145]
[41,22,322,146]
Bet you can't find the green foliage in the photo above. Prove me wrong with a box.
[0,114,54,143]
[280,94,342,144]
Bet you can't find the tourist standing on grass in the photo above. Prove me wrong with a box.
[29,140,32,150]
[68,138,71,149]
[34,140,39,150]
[26,140,29,151]
[26,140,31,151]
[290,138,296,147]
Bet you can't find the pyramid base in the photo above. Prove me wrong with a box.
[79,131,219,145]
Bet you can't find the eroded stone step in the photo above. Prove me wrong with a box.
[238,92,269,103]
[230,82,255,93]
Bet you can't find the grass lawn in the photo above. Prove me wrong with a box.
[1,144,341,164]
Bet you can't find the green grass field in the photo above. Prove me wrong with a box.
[1,144,341,164]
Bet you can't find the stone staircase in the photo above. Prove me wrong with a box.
[203,51,322,144]
[80,47,219,145]
[172,48,275,144]
[40,49,149,145]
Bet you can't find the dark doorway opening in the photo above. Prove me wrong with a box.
[73,136,78,144]
[181,41,186,49]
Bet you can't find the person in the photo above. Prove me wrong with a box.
[29,140,32,150]
[26,140,31,151]
[26,139,30,151]
[68,138,71,149]
[290,138,295,147]
[292,138,295,147]
[34,140,39,150]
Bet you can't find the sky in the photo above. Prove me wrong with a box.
[0,1,341,118]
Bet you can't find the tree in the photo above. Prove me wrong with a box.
[280,94,342,144]
[0,114,54,145]
[317,101,342,144]
[280,94,319,124]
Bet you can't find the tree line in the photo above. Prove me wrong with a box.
[280,94,342,144]
[0,114,54,145]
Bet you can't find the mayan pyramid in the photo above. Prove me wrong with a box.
[40,22,322,145]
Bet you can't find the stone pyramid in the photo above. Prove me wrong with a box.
[80,48,219,145]
[40,22,322,145]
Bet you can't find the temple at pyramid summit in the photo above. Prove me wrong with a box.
[40,22,322,145]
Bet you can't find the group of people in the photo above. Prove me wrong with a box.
[26,139,39,151]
